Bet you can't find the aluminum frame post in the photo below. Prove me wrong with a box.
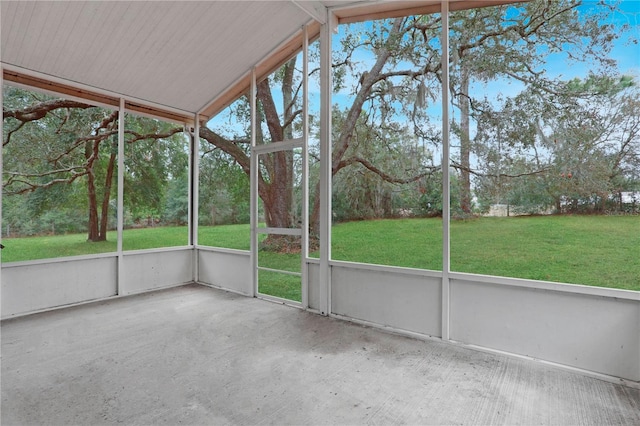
[441,0,451,341]
[318,10,335,316]
[301,24,310,309]
[250,69,258,298]
[191,115,200,282]
[117,98,125,295]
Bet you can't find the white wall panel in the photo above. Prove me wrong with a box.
[1,256,117,318]
[450,277,640,382]
[331,262,442,337]
[307,261,320,311]
[197,248,252,296]
[121,249,193,295]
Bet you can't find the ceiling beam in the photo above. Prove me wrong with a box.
[198,21,322,121]
[291,0,327,24]
[3,68,194,125]
[332,0,528,24]
[3,69,119,109]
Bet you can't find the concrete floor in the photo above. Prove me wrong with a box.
[2,284,639,425]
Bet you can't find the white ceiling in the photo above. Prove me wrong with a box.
[1,1,317,119]
[1,1,517,122]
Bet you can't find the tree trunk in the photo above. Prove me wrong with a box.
[280,59,296,228]
[264,151,294,228]
[99,149,117,239]
[86,139,101,241]
[86,169,101,241]
[256,75,296,230]
[310,179,321,236]
[459,66,472,214]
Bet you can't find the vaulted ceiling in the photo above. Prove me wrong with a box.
[1,1,519,123]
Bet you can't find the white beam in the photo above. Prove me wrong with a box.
[191,115,200,282]
[252,137,304,154]
[291,0,327,24]
[318,10,336,316]
[117,98,125,295]
[302,24,310,309]
[441,0,451,341]
[250,68,258,298]
[257,227,302,236]
[192,118,200,247]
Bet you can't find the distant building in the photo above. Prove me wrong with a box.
[487,204,509,217]
[620,192,639,204]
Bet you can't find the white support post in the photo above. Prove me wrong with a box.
[191,115,200,282]
[301,24,310,309]
[441,0,451,341]
[117,98,125,295]
[250,68,258,298]
[318,10,335,316]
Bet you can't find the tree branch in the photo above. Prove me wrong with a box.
[3,99,94,122]
[4,172,89,195]
[337,156,438,184]
[450,160,551,178]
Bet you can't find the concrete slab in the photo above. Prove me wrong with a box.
[2,284,639,425]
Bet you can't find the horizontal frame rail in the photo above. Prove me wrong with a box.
[253,137,304,154]
[257,266,302,277]
[257,227,302,236]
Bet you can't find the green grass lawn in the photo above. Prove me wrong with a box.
[331,218,443,270]
[332,215,640,291]
[2,216,638,298]
[0,227,189,261]
[449,215,640,290]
